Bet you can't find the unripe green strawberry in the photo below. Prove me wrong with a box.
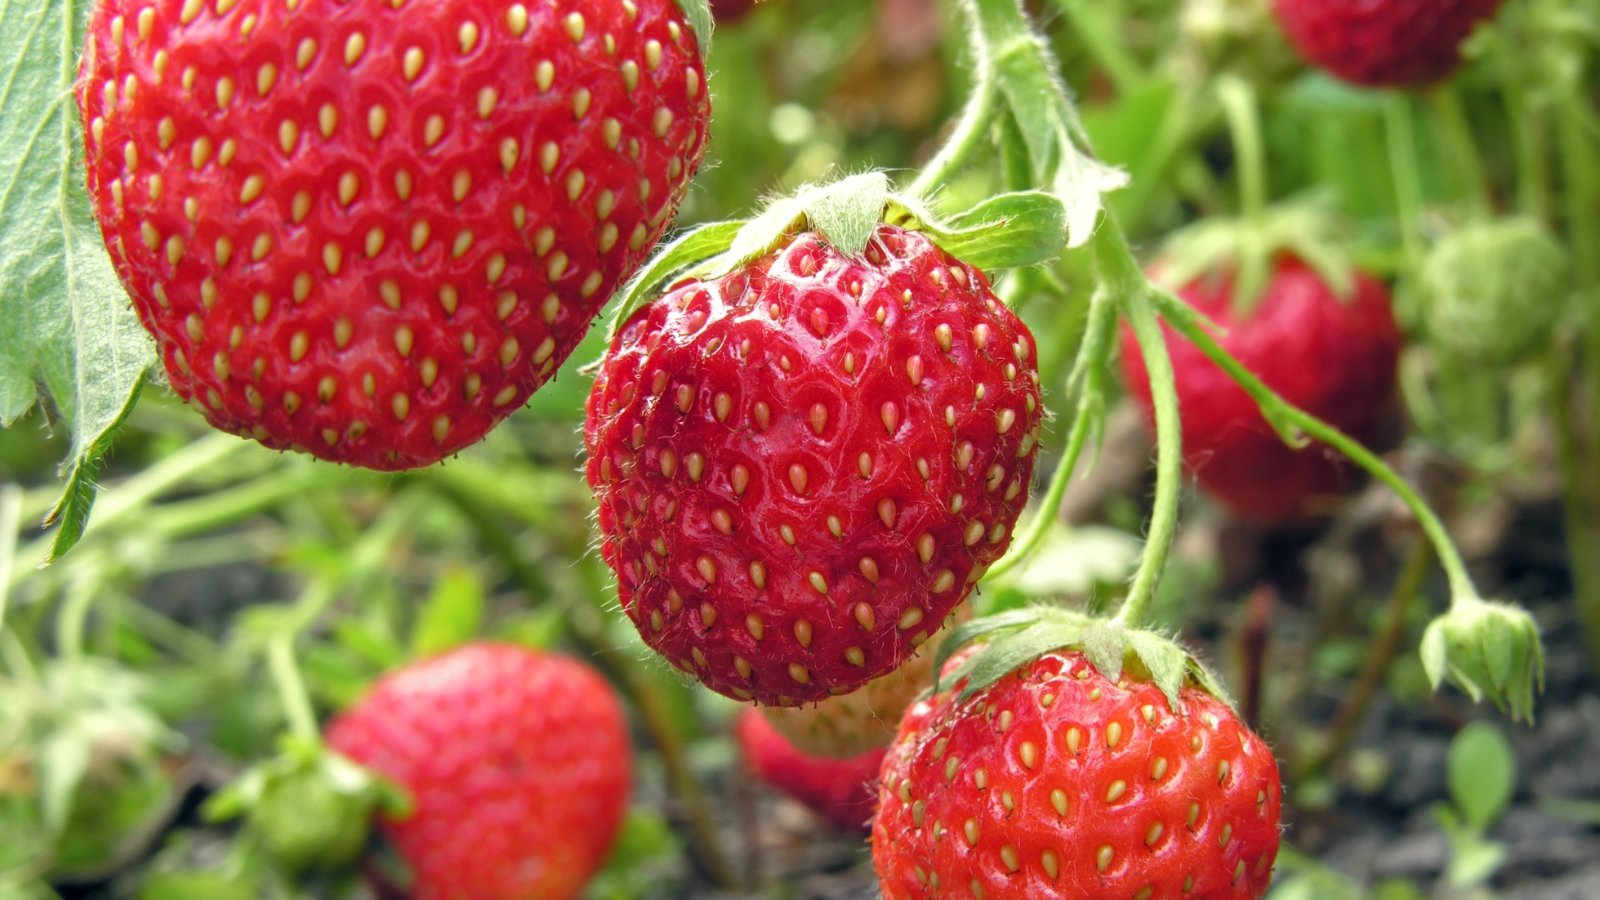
[1419,218,1571,364]
[874,649,1283,899]
[585,225,1044,705]
[78,0,710,469]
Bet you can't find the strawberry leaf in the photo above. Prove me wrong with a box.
[0,0,155,560]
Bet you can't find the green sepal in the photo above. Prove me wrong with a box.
[805,173,892,257]
[1154,201,1358,316]
[602,220,744,341]
[671,0,714,60]
[890,191,1070,271]
[929,606,1233,713]
[1419,596,1544,724]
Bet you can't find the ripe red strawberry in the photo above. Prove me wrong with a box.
[1272,0,1505,88]
[325,644,631,900]
[735,708,885,832]
[78,0,710,469]
[873,649,1283,899]
[1119,257,1401,522]
[584,225,1044,705]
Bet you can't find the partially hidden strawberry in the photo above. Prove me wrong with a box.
[1272,0,1505,88]
[325,643,631,900]
[762,605,968,758]
[736,708,885,832]
[873,649,1283,899]
[78,0,710,469]
[585,224,1044,705]
[1120,257,1402,522]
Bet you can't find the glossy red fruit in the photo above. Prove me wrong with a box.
[873,650,1283,899]
[735,708,885,832]
[1119,257,1401,522]
[1272,0,1504,88]
[78,0,709,469]
[326,644,631,900]
[585,225,1044,705]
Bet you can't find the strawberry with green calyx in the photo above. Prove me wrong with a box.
[1272,0,1505,89]
[78,0,712,470]
[203,736,407,875]
[585,173,1069,705]
[1417,218,1573,365]
[326,643,632,900]
[873,608,1282,899]
[735,709,885,832]
[762,606,970,758]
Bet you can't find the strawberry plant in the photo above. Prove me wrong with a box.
[3,0,1597,896]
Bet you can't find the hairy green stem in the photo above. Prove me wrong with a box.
[908,80,1002,200]
[1108,247,1184,631]
[985,283,1117,580]
[1550,345,1600,663]
[1148,289,1482,605]
[1428,85,1495,219]
[1384,94,1427,271]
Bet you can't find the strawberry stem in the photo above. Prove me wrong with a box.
[269,629,320,743]
[1146,287,1483,608]
[1104,232,1184,632]
[1427,84,1495,220]
[1383,94,1427,273]
[1216,75,1271,314]
[908,80,1002,200]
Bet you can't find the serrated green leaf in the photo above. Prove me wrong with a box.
[0,0,154,559]
[603,220,744,340]
[931,607,1048,689]
[672,0,713,59]
[410,568,485,657]
[800,172,889,257]
[1126,629,1189,711]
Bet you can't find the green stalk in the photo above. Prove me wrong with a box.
[908,80,1002,200]
[269,631,319,742]
[1216,75,1269,311]
[1148,289,1483,606]
[1428,85,1495,219]
[985,281,1117,580]
[1106,239,1184,630]
[1385,94,1427,272]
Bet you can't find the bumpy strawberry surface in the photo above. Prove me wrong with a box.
[326,644,631,900]
[736,708,885,832]
[763,607,965,758]
[78,0,709,469]
[873,650,1283,899]
[1120,257,1401,522]
[585,226,1043,705]
[1272,0,1504,88]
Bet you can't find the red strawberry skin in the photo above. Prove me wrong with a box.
[1119,258,1402,522]
[1273,0,1505,88]
[585,225,1044,705]
[78,0,709,469]
[735,708,885,832]
[873,651,1283,899]
[326,644,631,900]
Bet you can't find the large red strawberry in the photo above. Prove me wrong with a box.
[1120,257,1401,522]
[873,649,1283,899]
[325,644,631,900]
[78,0,710,469]
[735,708,885,832]
[585,225,1044,705]
[1272,0,1505,88]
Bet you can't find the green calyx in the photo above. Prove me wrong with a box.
[929,607,1233,714]
[605,172,1071,338]
[203,736,410,874]
[671,0,714,60]
[1420,596,1545,725]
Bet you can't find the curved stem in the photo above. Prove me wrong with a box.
[1101,229,1184,630]
[985,283,1117,580]
[1384,94,1427,272]
[1427,85,1494,219]
[269,632,319,743]
[908,79,1002,200]
[1148,289,1482,606]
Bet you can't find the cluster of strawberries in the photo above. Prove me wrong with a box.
[75,0,1504,896]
